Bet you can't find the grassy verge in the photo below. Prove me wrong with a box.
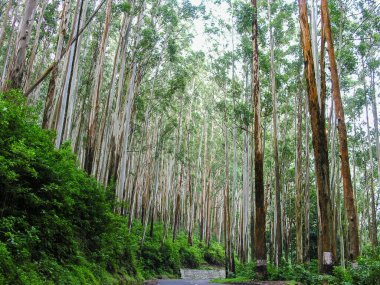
[211,277,253,284]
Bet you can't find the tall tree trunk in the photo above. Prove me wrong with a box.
[223,88,234,277]
[6,0,38,91]
[0,0,12,49]
[95,8,134,183]
[370,69,380,201]
[200,119,208,242]
[295,81,303,264]
[63,0,89,143]
[115,7,144,202]
[42,0,70,129]
[363,61,378,247]
[24,1,47,91]
[85,0,113,174]
[298,0,334,274]
[1,9,18,90]
[321,0,359,261]
[370,68,380,246]
[336,164,345,266]
[310,0,321,107]
[268,0,282,267]
[240,67,250,263]
[252,0,266,277]
[55,0,85,147]
[304,94,310,263]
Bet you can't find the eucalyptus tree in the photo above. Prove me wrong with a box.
[5,0,38,90]
[267,0,282,267]
[84,0,113,174]
[1,0,379,275]
[299,0,334,274]
[321,0,360,262]
[354,0,380,246]
[0,0,12,48]
[251,0,266,277]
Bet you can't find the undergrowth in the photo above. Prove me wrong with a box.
[224,247,380,285]
[0,91,224,284]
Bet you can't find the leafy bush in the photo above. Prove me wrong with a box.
[234,261,256,280]
[160,239,181,276]
[333,266,352,285]
[203,242,225,266]
[0,91,138,284]
[179,245,202,268]
[349,246,380,285]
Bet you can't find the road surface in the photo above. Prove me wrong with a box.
[157,280,220,285]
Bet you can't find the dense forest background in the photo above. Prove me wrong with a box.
[0,0,379,284]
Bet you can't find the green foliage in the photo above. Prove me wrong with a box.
[234,261,256,280]
[349,246,380,285]
[333,266,353,285]
[203,242,225,266]
[0,90,225,284]
[211,277,252,284]
[252,251,380,285]
[0,91,137,284]
[118,2,132,14]
[179,245,202,269]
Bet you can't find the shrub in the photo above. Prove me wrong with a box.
[333,266,352,285]
[179,245,202,268]
[349,246,380,285]
[203,242,225,266]
[235,261,256,279]
[0,91,140,284]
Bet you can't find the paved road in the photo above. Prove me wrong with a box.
[157,280,220,285]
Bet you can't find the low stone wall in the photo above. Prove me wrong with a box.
[180,269,225,280]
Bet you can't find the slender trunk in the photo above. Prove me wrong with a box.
[321,0,359,261]
[6,0,38,90]
[230,2,237,253]
[85,0,113,174]
[337,164,345,266]
[304,94,310,263]
[63,0,89,143]
[296,81,303,264]
[172,94,185,241]
[363,64,378,247]
[24,1,47,91]
[200,119,208,241]
[223,84,233,276]
[241,68,250,263]
[370,69,380,201]
[115,8,144,201]
[311,0,321,108]
[268,0,282,266]
[96,8,133,183]
[205,167,212,246]
[1,9,18,90]
[0,0,12,48]
[55,0,85,147]
[42,0,70,129]
[370,67,380,245]
[252,0,266,277]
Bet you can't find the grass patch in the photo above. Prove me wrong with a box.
[211,277,252,283]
